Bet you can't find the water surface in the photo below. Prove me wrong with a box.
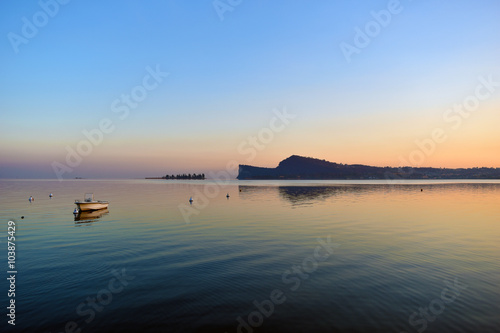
[1,179,499,332]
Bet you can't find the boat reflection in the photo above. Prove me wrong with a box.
[74,208,109,224]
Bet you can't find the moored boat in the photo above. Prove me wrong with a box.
[75,193,109,211]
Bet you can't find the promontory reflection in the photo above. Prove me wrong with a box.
[279,186,350,205]
[238,183,500,206]
[238,185,377,206]
[74,208,109,224]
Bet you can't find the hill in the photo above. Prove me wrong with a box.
[237,155,500,180]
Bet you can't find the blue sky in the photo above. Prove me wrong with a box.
[1,0,499,178]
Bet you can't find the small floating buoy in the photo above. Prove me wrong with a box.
[73,208,79,214]
[21,216,24,219]
[49,193,53,198]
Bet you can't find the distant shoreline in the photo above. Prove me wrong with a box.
[146,173,206,180]
[2,178,500,185]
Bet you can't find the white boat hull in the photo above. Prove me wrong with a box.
[75,201,109,211]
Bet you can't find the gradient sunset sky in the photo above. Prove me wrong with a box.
[1,0,499,179]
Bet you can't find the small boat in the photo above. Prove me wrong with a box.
[75,193,109,211]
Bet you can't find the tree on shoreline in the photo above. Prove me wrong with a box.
[164,173,205,180]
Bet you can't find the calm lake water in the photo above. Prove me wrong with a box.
[1,179,499,333]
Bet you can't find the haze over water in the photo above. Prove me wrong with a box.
[1,179,499,332]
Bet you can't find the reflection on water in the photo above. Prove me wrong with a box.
[278,186,364,205]
[240,183,500,207]
[239,185,350,206]
[74,208,109,223]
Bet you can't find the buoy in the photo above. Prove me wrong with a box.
[73,208,79,214]
[49,193,53,198]
[21,216,24,219]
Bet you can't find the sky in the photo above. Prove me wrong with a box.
[1,0,499,179]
